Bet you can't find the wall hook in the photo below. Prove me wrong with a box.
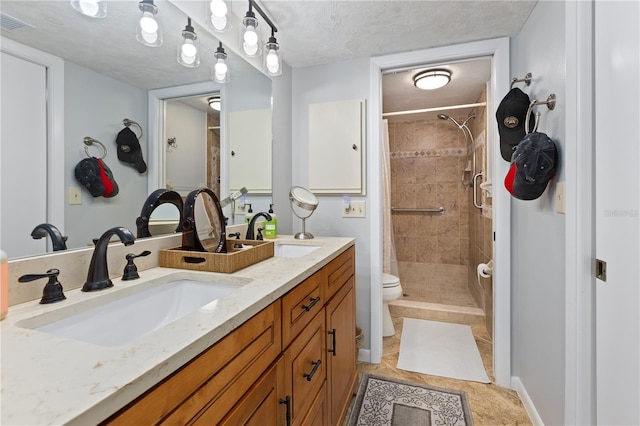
[510,72,532,90]
[525,94,556,134]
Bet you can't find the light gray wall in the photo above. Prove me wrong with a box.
[510,1,567,423]
[292,57,372,349]
[64,62,148,248]
[272,62,294,234]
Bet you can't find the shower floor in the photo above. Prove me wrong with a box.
[397,262,478,308]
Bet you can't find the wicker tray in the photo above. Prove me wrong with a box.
[159,240,274,273]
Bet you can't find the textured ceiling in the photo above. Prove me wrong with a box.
[0,1,536,109]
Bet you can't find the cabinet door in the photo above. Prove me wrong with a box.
[228,108,272,194]
[301,381,329,426]
[308,100,365,194]
[326,277,357,426]
[284,309,326,426]
[218,357,285,426]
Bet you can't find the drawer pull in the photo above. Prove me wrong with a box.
[301,296,321,312]
[279,395,292,426]
[303,359,322,382]
[328,328,337,356]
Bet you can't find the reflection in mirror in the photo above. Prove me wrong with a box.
[0,1,274,259]
[136,189,184,238]
[181,188,226,253]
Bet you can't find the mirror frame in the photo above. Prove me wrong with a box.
[148,81,228,198]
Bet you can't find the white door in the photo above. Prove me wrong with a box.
[0,52,47,257]
[594,2,640,424]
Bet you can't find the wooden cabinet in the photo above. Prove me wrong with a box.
[104,245,356,426]
[326,276,357,425]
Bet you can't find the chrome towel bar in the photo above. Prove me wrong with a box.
[391,206,445,214]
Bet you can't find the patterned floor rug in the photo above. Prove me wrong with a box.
[347,374,474,426]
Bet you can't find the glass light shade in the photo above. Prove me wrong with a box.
[413,70,452,90]
[212,44,229,83]
[208,0,229,31]
[208,97,221,111]
[136,2,162,47]
[264,37,282,76]
[241,14,260,57]
[70,0,107,18]
[178,37,200,67]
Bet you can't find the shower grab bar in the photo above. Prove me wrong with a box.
[473,172,484,209]
[391,206,445,214]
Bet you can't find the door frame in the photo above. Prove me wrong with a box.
[368,37,512,387]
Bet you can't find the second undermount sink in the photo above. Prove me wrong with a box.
[274,243,321,258]
[19,279,243,347]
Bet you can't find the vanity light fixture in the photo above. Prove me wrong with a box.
[264,29,281,76]
[70,0,107,18]
[208,0,229,32]
[212,42,230,83]
[413,69,452,90]
[208,96,221,111]
[136,0,162,47]
[177,17,200,68]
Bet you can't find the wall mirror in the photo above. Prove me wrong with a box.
[0,0,273,259]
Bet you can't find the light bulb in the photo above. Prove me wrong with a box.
[140,11,158,34]
[181,39,197,65]
[79,0,100,16]
[141,30,158,44]
[244,25,258,46]
[214,59,228,76]
[266,49,279,73]
[210,15,227,31]
[209,0,227,18]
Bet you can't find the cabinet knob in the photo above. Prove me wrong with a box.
[352,144,358,151]
[231,150,236,156]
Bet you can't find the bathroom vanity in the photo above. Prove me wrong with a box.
[0,236,356,425]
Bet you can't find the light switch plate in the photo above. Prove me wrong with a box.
[555,182,565,214]
[69,187,82,205]
[343,200,366,218]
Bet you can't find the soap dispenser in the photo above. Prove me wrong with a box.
[264,204,277,239]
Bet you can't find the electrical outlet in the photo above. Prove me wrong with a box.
[69,187,82,205]
[343,200,366,218]
[555,182,565,214]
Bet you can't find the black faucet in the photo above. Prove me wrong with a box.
[19,268,66,304]
[83,226,135,292]
[30,223,68,251]
[245,212,272,240]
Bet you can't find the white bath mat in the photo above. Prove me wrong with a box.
[397,318,490,383]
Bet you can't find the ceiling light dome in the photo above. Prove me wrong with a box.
[413,69,451,90]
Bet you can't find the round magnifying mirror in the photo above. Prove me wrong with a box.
[182,188,227,253]
[289,186,318,239]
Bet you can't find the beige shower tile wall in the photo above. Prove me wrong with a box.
[389,118,471,303]
[466,87,494,336]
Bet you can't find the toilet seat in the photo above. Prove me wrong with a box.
[382,273,400,288]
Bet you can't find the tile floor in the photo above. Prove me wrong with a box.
[346,315,531,425]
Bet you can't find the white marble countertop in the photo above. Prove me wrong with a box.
[0,236,354,425]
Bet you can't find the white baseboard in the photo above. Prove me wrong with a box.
[357,348,371,363]
[511,376,544,425]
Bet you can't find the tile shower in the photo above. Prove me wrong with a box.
[387,90,494,335]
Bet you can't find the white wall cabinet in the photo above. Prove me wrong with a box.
[228,108,272,194]
[308,99,365,194]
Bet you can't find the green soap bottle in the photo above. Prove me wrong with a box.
[264,204,277,239]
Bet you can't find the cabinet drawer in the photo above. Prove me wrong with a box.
[282,270,325,347]
[216,357,285,426]
[325,246,355,301]
[105,301,281,425]
[284,308,326,426]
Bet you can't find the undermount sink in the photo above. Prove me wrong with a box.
[274,243,321,258]
[18,279,242,347]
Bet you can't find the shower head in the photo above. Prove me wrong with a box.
[437,113,450,120]
[437,113,463,128]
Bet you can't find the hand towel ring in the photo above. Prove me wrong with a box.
[83,137,107,159]
[123,118,143,139]
[525,94,556,134]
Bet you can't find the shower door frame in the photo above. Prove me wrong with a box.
[368,37,512,388]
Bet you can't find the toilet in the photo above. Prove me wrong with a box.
[382,273,403,337]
